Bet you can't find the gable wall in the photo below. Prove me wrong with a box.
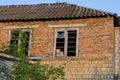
[115,27,120,79]
[0,16,115,79]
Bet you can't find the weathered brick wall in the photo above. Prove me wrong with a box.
[0,16,115,79]
[115,27,120,79]
[0,28,9,49]
[41,60,114,80]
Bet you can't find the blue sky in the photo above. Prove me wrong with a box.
[0,0,120,16]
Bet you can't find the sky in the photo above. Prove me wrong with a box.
[0,0,120,16]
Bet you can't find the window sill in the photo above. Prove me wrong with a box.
[29,57,42,61]
[54,56,78,60]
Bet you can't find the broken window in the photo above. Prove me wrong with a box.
[10,30,30,56]
[55,28,79,57]
[67,30,76,56]
[56,31,65,56]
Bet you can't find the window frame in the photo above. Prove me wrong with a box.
[53,28,79,58]
[9,29,32,56]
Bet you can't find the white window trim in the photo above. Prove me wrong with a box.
[48,24,87,27]
[9,29,32,56]
[3,25,39,29]
[53,28,79,58]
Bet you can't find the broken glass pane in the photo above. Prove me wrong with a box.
[57,31,64,38]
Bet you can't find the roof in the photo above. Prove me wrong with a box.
[0,52,14,71]
[0,51,42,60]
[0,2,117,21]
[0,51,16,60]
[0,52,15,80]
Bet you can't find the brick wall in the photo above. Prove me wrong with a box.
[0,16,115,79]
[115,27,120,79]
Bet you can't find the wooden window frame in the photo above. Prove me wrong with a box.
[53,28,79,58]
[9,29,32,56]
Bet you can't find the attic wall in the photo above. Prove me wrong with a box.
[0,16,115,79]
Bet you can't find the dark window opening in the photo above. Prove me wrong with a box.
[56,32,65,56]
[21,31,30,55]
[10,30,30,56]
[67,30,76,56]
[10,30,19,55]
[55,29,77,57]
[10,31,19,44]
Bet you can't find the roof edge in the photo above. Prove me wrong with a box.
[0,2,67,7]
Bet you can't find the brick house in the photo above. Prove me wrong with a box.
[0,2,120,79]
